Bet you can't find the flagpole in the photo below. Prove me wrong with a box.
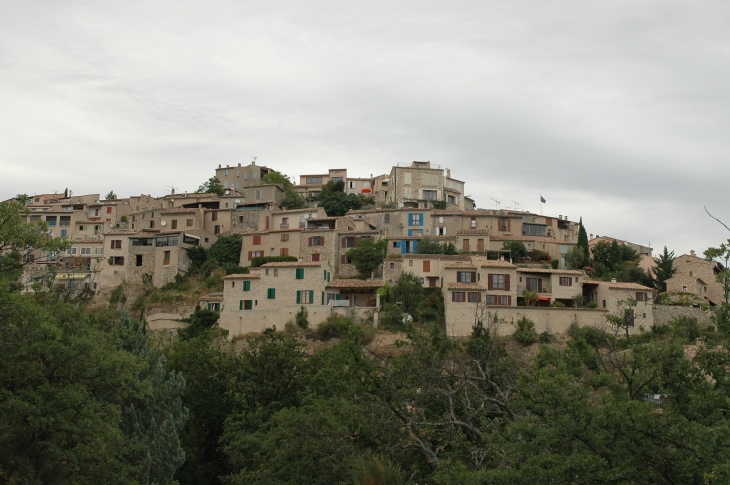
[540,194,543,215]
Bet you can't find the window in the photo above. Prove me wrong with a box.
[390,262,395,269]
[110,240,122,249]
[348,181,355,189]
[331,177,343,183]
[682,286,688,292]
[312,253,320,262]
[341,255,351,264]
[253,235,262,245]
[468,292,481,302]
[452,291,466,302]
[95,247,104,255]
[297,290,314,304]
[306,177,323,184]
[214,225,221,235]
[244,172,248,180]
[447,195,456,204]
[183,235,200,245]
[243,280,251,291]
[274,269,279,277]
[486,295,510,305]
[267,288,276,299]
[559,277,572,286]
[457,271,477,283]
[689,271,694,276]
[79,225,85,231]
[490,274,506,289]
[136,254,143,266]
[171,220,178,229]
[67,247,78,255]
[423,260,430,272]
[422,190,437,200]
[212,212,218,221]
[280,248,289,256]
[240,300,253,310]
[296,268,305,279]
[408,213,423,226]
[253,172,258,179]
[80,247,91,256]
[636,292,647,302]
[308,236,324,246]
[131,238,153,246]
[163,251,171,265]
[46,216,56,226]
[281,233,289,242]
[343,237,356,248]
[106,207,112,213]
[381,179,389,187]
[110,256,124,265]
[409,260,413,266]
[156,236,179,247]
[499,218,510,232]
[384,213,391,223]
[187,219,193,226]
[247,250,263,260]
[437,227,446,235]
[526,277,540,292]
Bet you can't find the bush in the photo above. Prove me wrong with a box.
[514,317,538,345]
[250,255,298,268]
[225,266,249,275]
[586,301,598,308]
[538,331,553,343]
[551,259,559,269]
[315,315,359,341]
[295,306,309,329]
[550,300,565,307]
[109,284,126,305]
[668,315,701,343]
[353,453,405,485]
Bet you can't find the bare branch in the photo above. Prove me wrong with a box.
[705,206,730,233]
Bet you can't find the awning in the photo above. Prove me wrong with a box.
[538,296,551,302]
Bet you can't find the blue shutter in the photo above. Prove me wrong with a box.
[419,213,424,226]
[408,213,413,226]
[401,241,406,254]
[408,229,413,237]
[412,240,418,253]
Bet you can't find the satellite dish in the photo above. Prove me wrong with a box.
[402,314,413,324]
[235,199,241,204]
[161,221,167,226]
[224,190,230,195]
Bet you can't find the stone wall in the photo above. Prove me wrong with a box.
[445,304,609,338]
[653,305,712,327]
[221,305,331,338]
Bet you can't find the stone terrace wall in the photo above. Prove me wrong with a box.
[653,305,712,327]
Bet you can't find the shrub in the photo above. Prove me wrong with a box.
[514,317,538,345]
[353,453,405,485]
[586,301,598,308]
[551,259,559,269]
[538,331,553,343]
[295,306,309,329]
[109,284,126,305]
[550,300,565,307]
[250,255,298,268]
[225,266,249,275]
[315,315,354,340]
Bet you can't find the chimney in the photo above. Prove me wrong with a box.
[218,164,221,169]
[238,163,241,167]
[690,250,696,257]
[559,215,562,220]
[611,278,617,283]
[446,168,451,178]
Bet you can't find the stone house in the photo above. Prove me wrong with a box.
[378,161,466,210]
[218,262,332,337]
[215,161,273,191]
[515,268,584,305]
[666,250,725,305]
[582,279,654,330]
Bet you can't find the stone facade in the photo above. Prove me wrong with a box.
[219,262,332,337]
[515,268,584,303]
[215,161,272,191]
[666,251,725,305]
[653,305,712,327]
[583,280,655,329]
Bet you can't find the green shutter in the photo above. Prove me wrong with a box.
[309,290,314,304]
[267,288,275,299]
[244,280,250,291]
[321,291,324,304]
[336,293,341,300]
[323,270,326,280]
[296,291,301,304]
[239,300,243,310]
[296,268,304,279]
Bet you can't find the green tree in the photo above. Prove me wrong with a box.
[502,241,529,261]
[565,245,589,269]
[106,190,117,200]
[262,171,306,210]
[346,238,387,278]
[207,233,242,267]
[577,217,589,254]
[177,305,220,341]
[318,180,363,216]
[195,177,225,196]
[651,246,676,293]
[416,237,443,254]
[0,195,70,284]
[392,272,425,316]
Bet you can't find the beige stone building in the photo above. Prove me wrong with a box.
[215,161,273,191]
[515,268,584,305]
[376,161,466,210]
[666,250,725,305]
[218,262,332,337]
[582,279,654,330]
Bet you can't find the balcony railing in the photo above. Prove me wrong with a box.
[279,223,289,229]
[517,284,552,294]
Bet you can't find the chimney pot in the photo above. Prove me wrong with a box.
[690,250,696,257]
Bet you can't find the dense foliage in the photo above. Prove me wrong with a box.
[195,177,225,196]
[261,171,306,210]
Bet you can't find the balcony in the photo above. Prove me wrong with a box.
[279,223,289,229]
[72,235,103,242]
[517,284,552,294]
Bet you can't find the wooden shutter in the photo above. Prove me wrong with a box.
[341,237,347,248]
[309,290,314,304]
[507,219,511,232]
[247,251,252,261]
[239,300,243,310]
[423,260,430,272]
[507,296,512,305]
[419,214,424,226]
[456,272,462,283]
[321,292,324,304]
[538,279,543,293]
[308,237,313,246]
[471,272,477,283]
[296,291,301,304]
[408,213,413,225]
[488,274,494,290]
[341,255,347,264]
[244,280,250,291]
[451,291,456,302]
[505,274,510,291]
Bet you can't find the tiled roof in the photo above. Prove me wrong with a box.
[445,282,486,290]
[199,292,224,301]
[456,228,489,235]
[161,208,198,213]
[431,209,514,216]
[398,254,470,260]
[104,229,139,235]
[260,262,322,268]
[516,268,583,275]
[326,279,385,289]
[222,273,261,279]
[443,263,477,269]
[479,260,518,268]
[582,280,653,290]
[490,235,563,243]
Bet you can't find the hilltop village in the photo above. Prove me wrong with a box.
[14,160,719,337]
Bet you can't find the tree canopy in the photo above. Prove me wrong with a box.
[318,180,364,216]
[345,238,387,278]
[262,171,306,210]
[195,177,225,196]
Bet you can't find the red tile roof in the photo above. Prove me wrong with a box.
[516,268,582,275]
[326,279,385,289]
[261,262,322,268]
[222,273,261,279]
[445,282,486,291]
[479,260,518,268]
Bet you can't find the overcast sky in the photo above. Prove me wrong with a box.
[1,1,728,256]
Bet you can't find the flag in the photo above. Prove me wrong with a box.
[540,195,546,203]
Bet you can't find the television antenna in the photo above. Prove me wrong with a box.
[252,156,257,163]
[165,185,177,195]
[511,200,520,210]
[490,198,501,209]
